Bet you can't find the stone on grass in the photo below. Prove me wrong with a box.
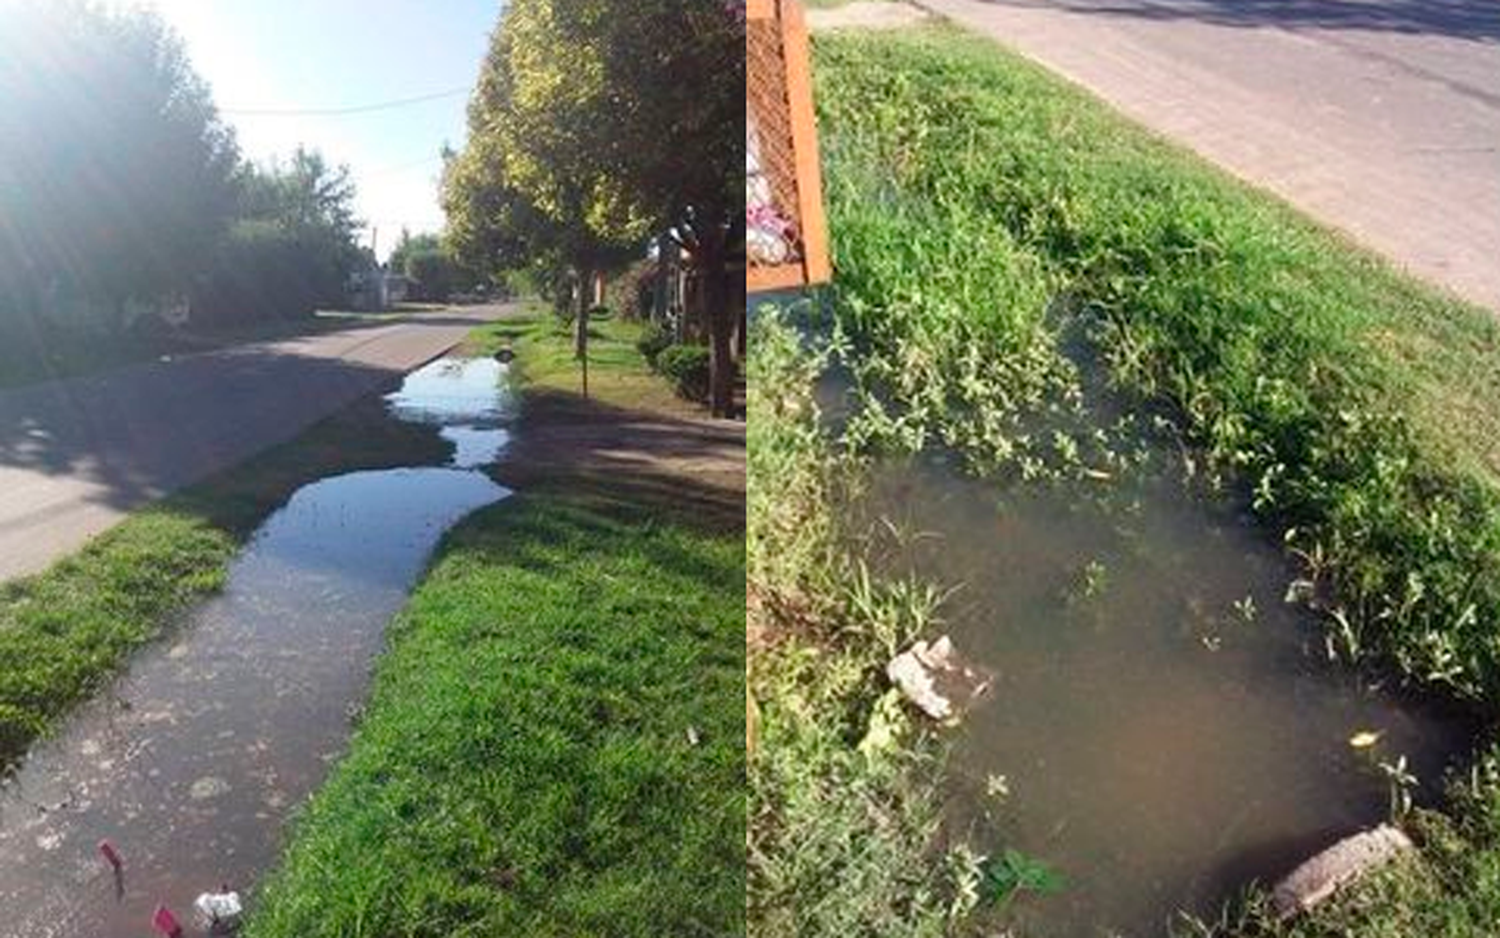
[1271,824,1415,919]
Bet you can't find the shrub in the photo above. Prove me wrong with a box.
[403,249,454,302]
[637,324,674,367]
[191,220,328,326]
[657,344,711,402]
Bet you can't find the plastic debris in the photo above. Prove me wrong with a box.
[194,888,245,933]
[886,636,992,724]
[98,840,123,870]
[152,904,184,938]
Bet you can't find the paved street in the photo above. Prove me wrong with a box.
[919,0,1500,312]
[0,305,511,583]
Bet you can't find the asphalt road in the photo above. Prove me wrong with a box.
[918,0,1500,313]
[0,304,511,584]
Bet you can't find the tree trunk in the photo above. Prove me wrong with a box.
[575,265,592,399]
[698,229,734,418]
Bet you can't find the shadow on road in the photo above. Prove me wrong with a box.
[976,0,1500,43]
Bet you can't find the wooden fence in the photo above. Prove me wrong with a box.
[746,0,830,291]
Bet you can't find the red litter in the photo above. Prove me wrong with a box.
[98,840,122,870]
[151,904,184,938]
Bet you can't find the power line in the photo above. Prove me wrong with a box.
[222,87,468,117]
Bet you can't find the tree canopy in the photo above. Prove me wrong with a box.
[0,0,240,331]
[443,0,743,413]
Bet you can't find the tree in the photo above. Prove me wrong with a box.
[0,0,240,335]
[443,0,644,380]
[441,0,742,415]
[192,148,364,324]
[590,1,743,415]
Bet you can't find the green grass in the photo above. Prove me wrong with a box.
[466,306,691,415]
[243,482,746,937]
[0,395,448,767]
[243,305,745,936]
[748,313,979,936]
[789,21,1500,937]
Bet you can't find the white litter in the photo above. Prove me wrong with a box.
[194,890,244,932]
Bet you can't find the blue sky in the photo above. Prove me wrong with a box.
[143,0,501,258]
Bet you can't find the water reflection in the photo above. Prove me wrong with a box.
[855,457,1474,937]
[0,358,512,937]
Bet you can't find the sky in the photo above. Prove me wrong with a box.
[140,0,501,259]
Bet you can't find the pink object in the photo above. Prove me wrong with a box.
[98,840,122,870]
[151,905,183,938]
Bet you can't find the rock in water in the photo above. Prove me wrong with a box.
[1271,824,1415,919]
[886,636,991,724]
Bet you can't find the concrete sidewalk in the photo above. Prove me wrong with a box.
[917,0,1500,313]
[0,304,512,583]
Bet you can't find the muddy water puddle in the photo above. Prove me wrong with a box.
[0,356,512,937]
[855,456,1474,937]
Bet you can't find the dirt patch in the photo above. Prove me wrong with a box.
[807,1,929,32]
[492,389,745,532]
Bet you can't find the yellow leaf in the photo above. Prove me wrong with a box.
[1349,730,1382,749]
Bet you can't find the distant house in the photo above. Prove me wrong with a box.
[347,267,411,311]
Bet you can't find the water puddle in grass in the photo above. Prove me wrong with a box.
[0,356,512,937]
[854,455,1475,938]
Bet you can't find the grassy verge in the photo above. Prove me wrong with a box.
[781,20,1500,937]
[748,313,977,936]
[243,309,746,936]
[466,305,694,415]
[0,396,448,766]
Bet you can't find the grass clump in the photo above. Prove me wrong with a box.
[748,310,986,936]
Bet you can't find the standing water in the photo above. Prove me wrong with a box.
[0,356,512,937]
[855,455,1474,937]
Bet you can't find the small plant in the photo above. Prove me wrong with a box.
[656,344,711,402]
[636,324,674,368]
[1082,560,1108,599]
[1232,594,1257,623]
[981,849,1066,908]
[1377,754,1418,821]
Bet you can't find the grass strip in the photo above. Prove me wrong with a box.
[467,306,691,415]
[748,313,976,935]
[243,311,746,936]
[804,22,1500,935]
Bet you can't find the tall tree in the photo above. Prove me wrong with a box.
[0,0,240,334]
[444,0,644,376]
[442,0,742,414]
[591,0,743,414]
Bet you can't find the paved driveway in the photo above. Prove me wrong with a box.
[0,305,511,583]
[918,0,1500,313]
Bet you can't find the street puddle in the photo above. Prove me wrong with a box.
[0,356,512,936]
[855,455,1475,937]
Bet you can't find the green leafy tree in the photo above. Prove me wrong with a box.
[444,0,643,377]
[442,0,741,414]
[589,0,743,414]
[0,0,240,334]
[193,148,363,324]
